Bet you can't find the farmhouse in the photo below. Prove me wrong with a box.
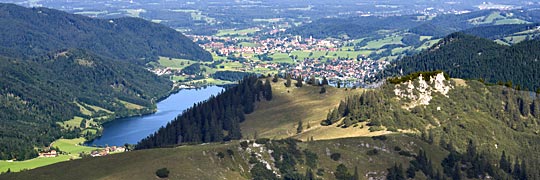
[39,150,58,158]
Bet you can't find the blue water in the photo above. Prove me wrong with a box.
[86,86,224,146]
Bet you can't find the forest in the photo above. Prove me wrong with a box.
[136,76,273,149]
[0,3,212,64]
[0,49,173,160]
[379,33,540,91]
[287,15,421,39]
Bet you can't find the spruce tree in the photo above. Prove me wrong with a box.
[305,168,314,180]
[297,121,303,134]
[322,76,329,86]
[500,151,511,173]
[320,86,326,94]
[285,74,292,87]
[335,164,351,180]
[272,74,279,83]
[353,166,360,180]
[295,75,303,87]
[264,79,273,101]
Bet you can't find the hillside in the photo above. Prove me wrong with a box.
[460,23,540,40]
[289,10,534,39]
[242,79,392,140]
[287,15,421,39]
[379,33,540,91]
[1,136,447,180]
[5,75,540,179]
[0,49,172,160]
[0,3,212,63]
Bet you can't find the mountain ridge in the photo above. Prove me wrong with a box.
[0,3,212,63]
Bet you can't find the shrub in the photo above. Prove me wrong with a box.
[317,168,325,176]
[255,138,270,144]
[155,168,170,178]
[217,152,225,159]
[330,153,342,161]
[366,149,379,156]
[226,149,234,156]
[371,135,387,141]
[240,141,249,150]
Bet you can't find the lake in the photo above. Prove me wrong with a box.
[86,86,224,146]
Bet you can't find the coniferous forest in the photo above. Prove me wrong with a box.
[0,49,173,160]
[136,76,273,149]
[0,3,212,64]
[378,33,540,91]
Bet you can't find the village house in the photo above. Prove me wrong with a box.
[39,150,58,158]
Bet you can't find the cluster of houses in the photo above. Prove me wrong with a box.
[288,58,389,83]
[90,146,126,157]
[39,150,58,158]
[191,34,340,57]
[38,146,126,158]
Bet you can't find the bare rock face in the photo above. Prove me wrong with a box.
[393,73,453,110]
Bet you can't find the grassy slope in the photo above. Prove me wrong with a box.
[3,142,249,180]
[242,79,390,140]
[0,138,100,173]
[3,135,447,180]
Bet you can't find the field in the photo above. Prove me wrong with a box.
[0,138,101,173]
[118,100,144,110]
[58,116,84,129]
[216,28,260,37]
[361,36,403,49]
[157,57,200,69]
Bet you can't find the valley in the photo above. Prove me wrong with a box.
[1,1,540,179]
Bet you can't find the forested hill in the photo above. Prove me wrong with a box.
[0,3,212,64]
[136,76,273,149]
[460,23,540,40]
[287,15,421,39]
[0,49,172,160]
[378,33,540,91]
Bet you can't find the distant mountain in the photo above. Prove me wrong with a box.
[460,23,539,40]
[290,10,537,39]
[287,15,421,39]
[379,33,540,91]
[409,10,496,37]
[0,3,212,64]
[0,49,173,160]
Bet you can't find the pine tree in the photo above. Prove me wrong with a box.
[297,121,303,134]
[322,76,329,86]
[295,75,303,87]
[272,74,279,83]
[500,151,511,173]
[80,119,87,128]
[406,166,416,178]
[387,163,405,180]
[513,158,521,180]
[264,79,273,101]
[285,74,292,87]
[353,166,360,180]
[305,168,314,180]
[521,160,528,180]
[308,75,316,85]
[320,86,326,94]
[335,164,352,180]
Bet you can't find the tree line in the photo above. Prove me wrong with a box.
[136,76,273,149]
